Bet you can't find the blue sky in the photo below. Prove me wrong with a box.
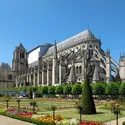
[0,0,125,66]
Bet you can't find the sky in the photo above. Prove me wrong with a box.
[0,0,125,67]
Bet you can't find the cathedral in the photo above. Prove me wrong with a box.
[10,29,125,88]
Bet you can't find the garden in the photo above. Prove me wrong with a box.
[0,81,125,124]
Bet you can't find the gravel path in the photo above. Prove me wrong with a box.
[0,115,36,125]
[104,117,125,125]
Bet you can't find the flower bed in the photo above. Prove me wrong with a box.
[32,114,65,123]
[80,121,103,125]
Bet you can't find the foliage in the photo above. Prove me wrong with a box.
[119,83,125,97]
[80,79,96,114]
[51,105,57,119]
[106,82,119,99]
[42,86,48,95]
[55,85,64,94]
[93,83,105,99]
[28,86,33,99]
[37,86,43,97]
[30,100,37,114]
[48,86,56,95]
[72,84,82,95]
[63,84,72,95]
[57,118,79,125]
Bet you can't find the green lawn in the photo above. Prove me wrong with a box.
[0,98,75,110]
[41,107,125,123]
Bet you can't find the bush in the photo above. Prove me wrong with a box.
[80,79,96,114]
[48,86,55,97]
[37,86,43,97]
[119,83,125,97]
[28,86,33,99]
[41,86,48,95]
[93,83,105,99]
[63,84,72,97]
[106,82,119,99]
[55,85,64,95]
[72,84,82,98]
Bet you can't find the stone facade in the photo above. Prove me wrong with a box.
[12,29,125,87]
[0,63,15,88]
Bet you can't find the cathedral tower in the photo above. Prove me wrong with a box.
[12,43,27,73]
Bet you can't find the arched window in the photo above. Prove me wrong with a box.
[79,66,82,73]
[8,74,12,80]
[20,52,25,58]
[76,66,78,73]
[88,49,93,57]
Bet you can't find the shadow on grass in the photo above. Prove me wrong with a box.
[96,112,105,114]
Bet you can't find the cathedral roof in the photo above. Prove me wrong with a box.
[19,43,26,51]
[45,29,98,57]
[0,63,11,70]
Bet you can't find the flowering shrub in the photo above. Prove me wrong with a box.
[57,118,79,125]
[80,121,103,125]
[17,112,33,118]
[6,109,17,115]
[33,115,65,123]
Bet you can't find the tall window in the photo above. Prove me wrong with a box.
[76,66,78,73]
[20,52,24,58]
[79,66,82,73]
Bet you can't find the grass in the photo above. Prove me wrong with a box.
[42,107,125,123]
[0,98,75,110]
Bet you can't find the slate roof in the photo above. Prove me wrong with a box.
[19,42,26,51]
[45,29,97,57]
[0,63,11,70]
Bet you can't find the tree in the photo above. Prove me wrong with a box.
[28,86,33,99]
[63,84,72,98]
[51,105,57,120]
[72,84,82,98]
[94,83,105,99]
[119,83,125,98]
[41,86,48,95]
[55,85,64,97]
[30,100,37,114]
[106,82,119,99]
[48,86,55,97]
[80,79,96,114]
[37,86,43,97]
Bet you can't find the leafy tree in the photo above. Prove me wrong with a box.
[30,100,37,114]
[80,79,96,114]
[55,85,64,96]
[106,82,119,99]
[41,86,48,95]
[93,83,105,99]
[63,84,72,98]
[119,83,125,98]
[37,86,43,97]
[48,86,55,97]
[28,86,33,99]
[51,105,57,120]
[72,84,82,98]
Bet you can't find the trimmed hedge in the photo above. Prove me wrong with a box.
[0,112,56,125]
[123,121,125,125]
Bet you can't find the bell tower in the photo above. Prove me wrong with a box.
[12,43,27,73]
